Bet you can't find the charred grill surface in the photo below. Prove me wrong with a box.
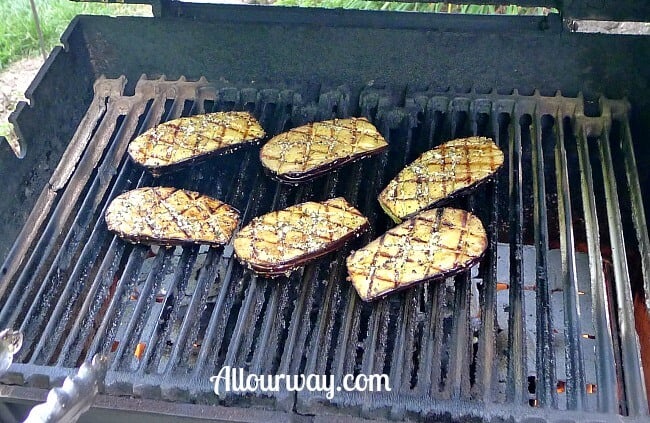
[0,76,648,423]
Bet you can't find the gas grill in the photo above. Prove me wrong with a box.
[1,1,650,422]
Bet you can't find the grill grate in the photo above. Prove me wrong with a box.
[0,76,648,422]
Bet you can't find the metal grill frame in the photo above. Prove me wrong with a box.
[0,75,649,422]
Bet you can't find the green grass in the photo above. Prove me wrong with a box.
[272,0,552,15]
[0,0,150,70]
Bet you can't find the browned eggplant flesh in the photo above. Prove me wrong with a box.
[233,197,369,276]
[378,136,504,222]
[260,117,388,183]
[128,111,265,174]
[346,208,487,301]
[105,187,240,246]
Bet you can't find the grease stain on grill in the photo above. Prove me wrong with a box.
[0,76,648,421]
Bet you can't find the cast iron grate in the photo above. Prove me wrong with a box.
[0,75,648,422]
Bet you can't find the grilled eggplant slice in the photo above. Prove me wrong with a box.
[128,111,265,174]
[233,197,369,276]
[346,208,487,301]
[105,187,239,246]
[378,137,503,222]
[260,117,388,183]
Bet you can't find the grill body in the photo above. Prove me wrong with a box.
[0,6,649,423]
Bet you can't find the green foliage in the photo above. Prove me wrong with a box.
[272,1,552,15]
[0,0,149,70]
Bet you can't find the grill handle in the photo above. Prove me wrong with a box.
[23,355,107,423]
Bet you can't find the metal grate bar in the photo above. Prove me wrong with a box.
[356,111,408,416]
[269,196,329,386]
[428,276,447,398]
[109,248,172,371]
[300,259,343,378]
[195,92,307,391]
[190,252,236,377]
[138,246,198,376]
[446,235,473,400]
[443,102,474,401]
[473,103,502,403]
[0,77,124,292]
[159,99,256,379]
[86,245,148,360]
[185,93,282,382]
[555,108,587,410]
[86,85,196,371]
[72,97,171,367]
[191,161,264,377]
[0,100,126,330]
[220,181,288,371]
[575,123,618,413]
[273,254,321,377]
[194,184,269,378]
[617,115,650,312]
[220,273,259,370]
[251,140,316,383]
[298,161,370,389]
[531,109,558,408]
[506,104,527,405]
[391,288,416,399]
[163,247,219,374]
[24,105,149,364]
[596,118,649,416]
[56,237,127,367]
[31,162,138,365]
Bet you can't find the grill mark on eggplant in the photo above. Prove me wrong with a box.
[151,187,193,240]
[233,197,369,276]
[346,208,487,301]
[365,226,387,300]
[260,117,388,183]
[424,208,445,277]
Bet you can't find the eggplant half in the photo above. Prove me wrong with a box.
[128,111,265,175]
[105,187,240,247]
[260,117,388,183]
[378,136,504,222]
[233,197,369,276]
[346,208,487,301]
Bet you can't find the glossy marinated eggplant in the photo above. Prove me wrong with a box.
[346,208,487,301]
[233,197,369,276]
[378,136,504,222]
[105,187,240,246]
[128,111,265,175]
[260,117,388,183]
